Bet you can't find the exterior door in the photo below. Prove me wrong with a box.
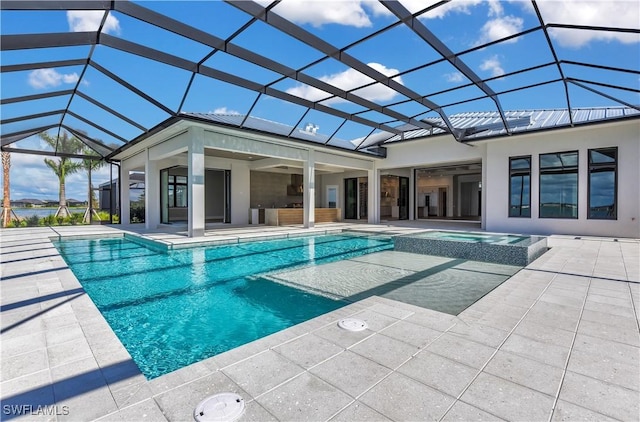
[344,178,358,219]
[398,176,409,220]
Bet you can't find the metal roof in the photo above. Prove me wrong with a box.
[361,107,640,148]
[1,1,639,160]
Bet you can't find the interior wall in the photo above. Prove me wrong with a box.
[249,171,321,208]
[416,175,453,217]
[485,120,640,237]
[319,170,367,218]
[250,171,292,208]
[456,174,482,217]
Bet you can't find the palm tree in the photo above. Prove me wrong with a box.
[80,151,106,223]
[39,132,83,218]
[1,151,19,227]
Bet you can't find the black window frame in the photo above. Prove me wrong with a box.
[508,155,531,218]
[539,150,579,219]
[588,147,617,220]
[168,174,188,208]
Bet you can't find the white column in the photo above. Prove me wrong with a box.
[480,145,488,230]
[368,164,380,224]
[409,169,415,220]
[188,127,206,237]
[303,149,315,228]
[144,150,160,230]
[120,167,130,224]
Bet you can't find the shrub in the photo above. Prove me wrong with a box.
[25,215,40,227]
[42,214,57,226]
[69,212,84,225]
[131,206,145,223]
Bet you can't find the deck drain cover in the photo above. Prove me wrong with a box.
[194,392,245,422]
[338,318,368,332]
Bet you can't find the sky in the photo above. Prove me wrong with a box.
[1,0,639,201]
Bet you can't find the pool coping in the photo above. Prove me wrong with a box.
[1,224,638,421]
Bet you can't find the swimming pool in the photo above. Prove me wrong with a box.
[53,232,392,379]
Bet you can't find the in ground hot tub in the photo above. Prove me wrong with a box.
[394,230,547,266]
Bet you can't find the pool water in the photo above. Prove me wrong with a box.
[418,230,531,245]
[54,233,392,379]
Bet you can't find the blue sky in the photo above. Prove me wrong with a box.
[1,0,639,200]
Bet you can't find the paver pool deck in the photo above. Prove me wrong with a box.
[1,223,638,421]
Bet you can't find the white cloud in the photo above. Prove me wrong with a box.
[286,62,403,104]
[28,68,80,89]
[533,0,640,47]
[478,15,524,44]
[67,10,120,34]
[211,107,241,115]
[367,0,490,18]
[480,56,505,77]
[1,136,112,201]
[257,0,372,27]
[444,72,465,83]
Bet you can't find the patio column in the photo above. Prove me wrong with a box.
[188,127,206,237]
[144,150,160,229]
[303,149,315,228]
[368,165,380,224]
[120,168,130,224]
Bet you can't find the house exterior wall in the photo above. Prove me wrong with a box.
[119,118,638,238]
[484,120,639,238]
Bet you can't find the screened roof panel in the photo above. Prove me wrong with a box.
[90,46,193,112]
[415,1,537,52]
[0,45,91,67]
[329,120,376,147]
[441,97,501,120]
[60,114,125,150]
[567,83,637,109]
[109,11,213,63]
[496,81,570,111]
[132,1,252,41]
[266,0,394,49]
[1,115,62,138]
[1,0,637,159]
[343,25,442,73]
[231,20,326,70]
[80,64,171,128]
[484,64,560,94]
[291,110,346,143]
[458,30,557,79]
[425,84,489,110]
[399,60,479,100]
[180,75,259,116]
[249,94,310,130]
[203,51,283,86]
[68,95,144,141]
[1,66,86,99]
[1,95,71,121]
[9,135,56,154]
[0,10,71,34]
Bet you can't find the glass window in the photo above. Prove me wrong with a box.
[588,147,617,220]
[539,151,578,218]
[509,156,531,217]
[166,173,188,208]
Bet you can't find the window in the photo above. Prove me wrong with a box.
[168,175,188,207]
[509,156,531,217]
[588,147,617,219]
[539,151,578,218]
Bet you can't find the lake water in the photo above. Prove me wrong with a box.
[11,207,84,218]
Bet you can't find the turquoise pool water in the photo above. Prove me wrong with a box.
[54,233,392,379]
[416,230,532,245]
